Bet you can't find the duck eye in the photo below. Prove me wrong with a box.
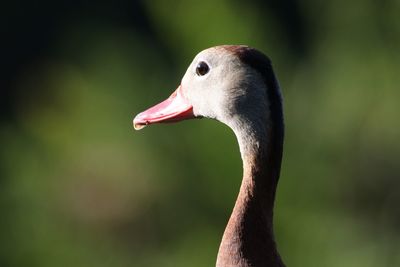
[196,61,210,76]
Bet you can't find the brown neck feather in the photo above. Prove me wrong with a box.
[216,45,285,267]
[216,138,284,267]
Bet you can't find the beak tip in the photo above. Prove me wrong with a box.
[134,124,146,130]
[133,115,146,131]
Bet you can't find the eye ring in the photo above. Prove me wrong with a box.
[196,61,210,76]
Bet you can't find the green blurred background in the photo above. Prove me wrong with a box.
[1,1,399,266]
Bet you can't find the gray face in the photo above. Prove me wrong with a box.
[180,47,268,129]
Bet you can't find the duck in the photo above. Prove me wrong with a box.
[133,45,285,267]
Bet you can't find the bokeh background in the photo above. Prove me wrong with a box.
[1,1,399,266]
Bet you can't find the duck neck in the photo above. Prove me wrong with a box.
[216,117,284,267]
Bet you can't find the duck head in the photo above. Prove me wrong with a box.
[133,45,274,132]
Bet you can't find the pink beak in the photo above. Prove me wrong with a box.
[133,85,194,130]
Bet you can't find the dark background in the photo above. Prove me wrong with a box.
[1,1,399,266]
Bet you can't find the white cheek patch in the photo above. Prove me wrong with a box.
[178,49,244,121]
